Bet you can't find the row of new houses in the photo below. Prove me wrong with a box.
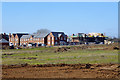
[1,32,108,47]
[9,32,67,47]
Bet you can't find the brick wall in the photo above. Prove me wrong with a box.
[47,32,67,46]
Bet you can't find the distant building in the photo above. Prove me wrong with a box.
[0,39,9,47]
[20,33,48,47]
[0,33,9,49]
[70,33,107,44]
[20,32,67,47]
[47,32,67,46]
[0,33,9,41]
[71,33,86,44]
[9,33,28,46]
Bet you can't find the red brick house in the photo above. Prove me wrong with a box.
[9,33,28,46]
[47,32,67,46]
[20,33,48,47]
[9,32,68,47]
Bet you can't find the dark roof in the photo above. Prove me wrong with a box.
[0,33,9,41]
[12,33,28,38]
[51,32,66,37]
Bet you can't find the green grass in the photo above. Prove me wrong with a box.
[2,47,119,65]
[2,47,57,52]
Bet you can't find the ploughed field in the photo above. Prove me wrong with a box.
[2,63,120,78]
[1,44,120,78]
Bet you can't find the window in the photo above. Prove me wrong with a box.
[48,37,50,40]
[61,37,63,40]
[48,42,50,44]
[52,41,54,44]
[56,37,57,40]
[64,37,66,40]
[55,42,57,45]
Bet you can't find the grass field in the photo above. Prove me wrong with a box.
[2,45,119,65]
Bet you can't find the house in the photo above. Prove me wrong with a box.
[0,33,9,49]
[0,39,9,47]
[20,33,48,47]
[9,33,28,46]
[20,32,67,46]
[71,33,86,45]
[0,33,9,41]
[20,35,33,47]
[70,33,107,44]
[87,33,107,43]
[47,32,67,46]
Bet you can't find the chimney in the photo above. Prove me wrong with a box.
[4,33,6,35]
[3,33,6,40]
[9,33,11,36]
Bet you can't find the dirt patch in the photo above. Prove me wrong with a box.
[54,43,119,53]
[54,46,88,53]
[113,47,119,50]
[19,57,37,60]
[2,53,13,55]
[2,63,120,78]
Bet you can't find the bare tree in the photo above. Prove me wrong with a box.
[33,29,51,35]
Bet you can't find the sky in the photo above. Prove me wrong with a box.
[2,2,118,37]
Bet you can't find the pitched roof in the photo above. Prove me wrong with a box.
[33,32,49,38]
[12,33,28,38]
[0,39,9,43]
[21,35,33,39]
[0,34,9,41]
[51,32,66,37]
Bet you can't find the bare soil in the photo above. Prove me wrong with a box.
[2,63,120,78]
[54,44,119,53]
